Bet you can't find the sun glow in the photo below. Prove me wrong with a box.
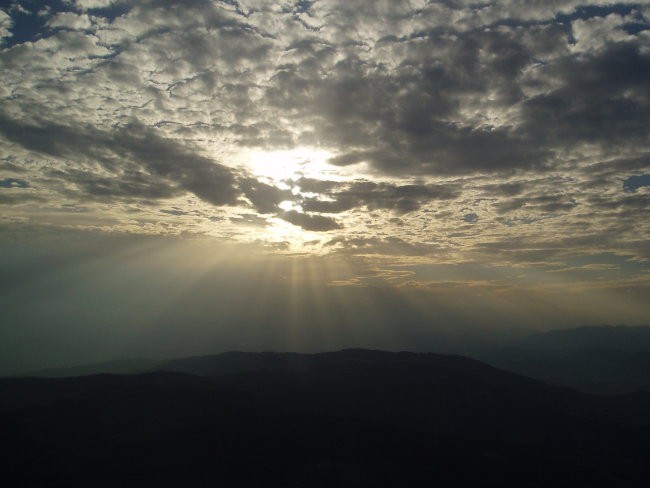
[238,147,339,248]
[263,217,321,248]
[244,147,337,183]
[229,147,353,249]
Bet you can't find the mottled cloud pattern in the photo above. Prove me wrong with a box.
[0,0,648,268]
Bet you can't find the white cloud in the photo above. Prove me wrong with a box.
[47,11,93,30]
[73,0,117,9]
[0,9,13,45]
[571,13,636,53]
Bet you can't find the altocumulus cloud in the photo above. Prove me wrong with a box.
[0,0,647,266]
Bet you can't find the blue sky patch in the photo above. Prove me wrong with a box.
[623,174,650,192]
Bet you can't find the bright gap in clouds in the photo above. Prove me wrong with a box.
[241,147,343,247]
[244,147,337,184]
[263,217,320,247]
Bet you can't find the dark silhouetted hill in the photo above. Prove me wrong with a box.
[2,349,650,487]
[24,358,161,378]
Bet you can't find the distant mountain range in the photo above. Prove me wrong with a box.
[23,325,650,395]
[515,325,650,352]
[2,348,650,486]
[475,325,650,394]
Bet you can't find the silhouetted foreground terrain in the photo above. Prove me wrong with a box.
[3,349,650,487]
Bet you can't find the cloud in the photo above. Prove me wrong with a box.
[520,42,650,149]
[300,180,461,214]
[495,194,578,215]
[0,192,43,205]
[480,182,526,197]
[73,1,120,9]
[0,113,239,206]
[240,178,293,214]
[47,12,92,31]
[0,9,13,45]
[280,210,341,232]
[0,0,647,265]
[326,236,439,257]
[254,2,649,178]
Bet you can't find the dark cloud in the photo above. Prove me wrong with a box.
[587,194,650,211]
[520,42,650,148]
[0,192,43,205]
[481,182,526,197]
[47,167,178,201]
[495,198,527,214]
[0,113,241,206]
[292,177,340,194]
[300,180,461,214]
[280,210,341,232]
[0,161,29,173]
[160,208,186,216]
[495,194,579,215]
[240,178,293,214]
[254,5,649,179]
[263,25,556,175]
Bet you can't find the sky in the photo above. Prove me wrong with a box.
[1,0,649,373]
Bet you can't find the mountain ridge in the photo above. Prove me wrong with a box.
[3,348,650,486]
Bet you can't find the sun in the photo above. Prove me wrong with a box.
[233,147,348,250]
[263,217,317,244]
[243,147,336,184]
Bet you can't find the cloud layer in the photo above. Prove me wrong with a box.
[0,0,648,271]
